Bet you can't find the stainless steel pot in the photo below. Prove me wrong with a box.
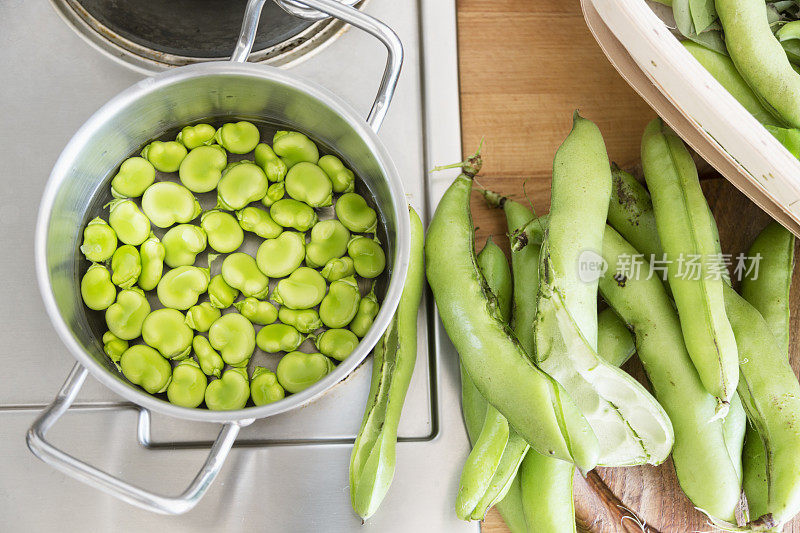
[28,0,406,515]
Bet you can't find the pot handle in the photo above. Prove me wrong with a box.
[26,363,251,515]
[231,0,403,132]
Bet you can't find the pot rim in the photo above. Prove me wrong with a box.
[35,61,410,424]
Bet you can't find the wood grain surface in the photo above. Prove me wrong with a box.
[455,0,800,531]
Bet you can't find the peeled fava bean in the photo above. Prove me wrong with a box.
[350,287,379,338]
[222,252,270,299]
[271,267,327,309]
[270,198,318,231]
[272,131,319,168]
[201,210,244,253]
[111,244,141,289]
[157,265,210,310]
[142,182,201,229]
[276,351,334,394]
[142,308,194,359]
[167,359,208,408]
[102,331,128,368]
[319,275,360,329]
[313,328,359,361]
[108,199,151,246]
[321,256,355,282]
[81,263,117,311]
[217,161,269,210]
[185,302,221,332]
[318,154,354,193]
[285,162,333,207]
[193,335,224,378]
[335,193,377,233]
[250,367,285,406]
[138,233,166,291]
[278,307,322,334]
[205,367,250,411]
[111,157,155,199]
[254,143,288,182]
[179,145,227,193]
[105,288,151,340]
[208,313,256,367]
[162,224,207,268]
[306,219,350,268]
[141,140,188,172]
[215,121,260,154]
[261,181,286,207]
[234,297,278,325]
[255,231,305,277]
[176,123,216,150]
[208,274,239,309]
[256,323,305,353]
[236,206,282,239]
[120,345,172,394]
[347,236,386,279]
[80,217,118,262]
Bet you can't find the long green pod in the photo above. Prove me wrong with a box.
[349,205,425,520]
[642,118,738,414]
[426,152,599,471]
[597,307,635,368]
[716,0,800,128]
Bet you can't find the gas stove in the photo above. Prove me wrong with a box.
[0,1,475,531]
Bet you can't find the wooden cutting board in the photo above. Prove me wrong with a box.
[455,0,800,531]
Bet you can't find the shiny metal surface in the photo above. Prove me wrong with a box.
[277,0,360,21]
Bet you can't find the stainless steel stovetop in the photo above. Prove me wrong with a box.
[0,1,476,531]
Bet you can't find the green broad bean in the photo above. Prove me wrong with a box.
[157,265,210,310]
[321,256,355,282]
[205,367,250,410]
[272,131,319,168]
[110,157,156,199]
[141,140,187,172]
[305,219,350,268]
[312,328,358,362]
[255,231,305,277]
[102,331,128,368]
[269,198,317,231]
[142,308,193,359]
[216,161,268,210]
[176,123,216,150]
[250,367,285,406]
[743,428,770,522]
[347,236,385,279]
[335,192,377,233]
[200,210,244,253]
[162,224,207,268]
[138,233,165,291]
[319,275,360,329]
[260,182,285,207]
[105,288,150,340]
[108,199,151,246]
[256,323,305,353]
[110,244,141,289]
[193,335,224,378]
[167,359,207,408]
[233,297,278,325]
[208,313,256,367]
[349,286,379,338]
[278,307,322,334]
[120,345,172,394]
[80,217,118,263]
[208,274,239,309]
[185,302,221,332]
[236,206,282,239]
[778,21,800,65]
[276,351,334,394]
[254,143,288,182]
[81,263,116,311]
[215,121,260,154]
[284,162,333,207]
[596,307,635,368]
[141,182,201,229]
[179,145,227,193]
[271,266,327,309]
[221,252,269,299]
[318,154,354,193]
[518,452,574,530]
